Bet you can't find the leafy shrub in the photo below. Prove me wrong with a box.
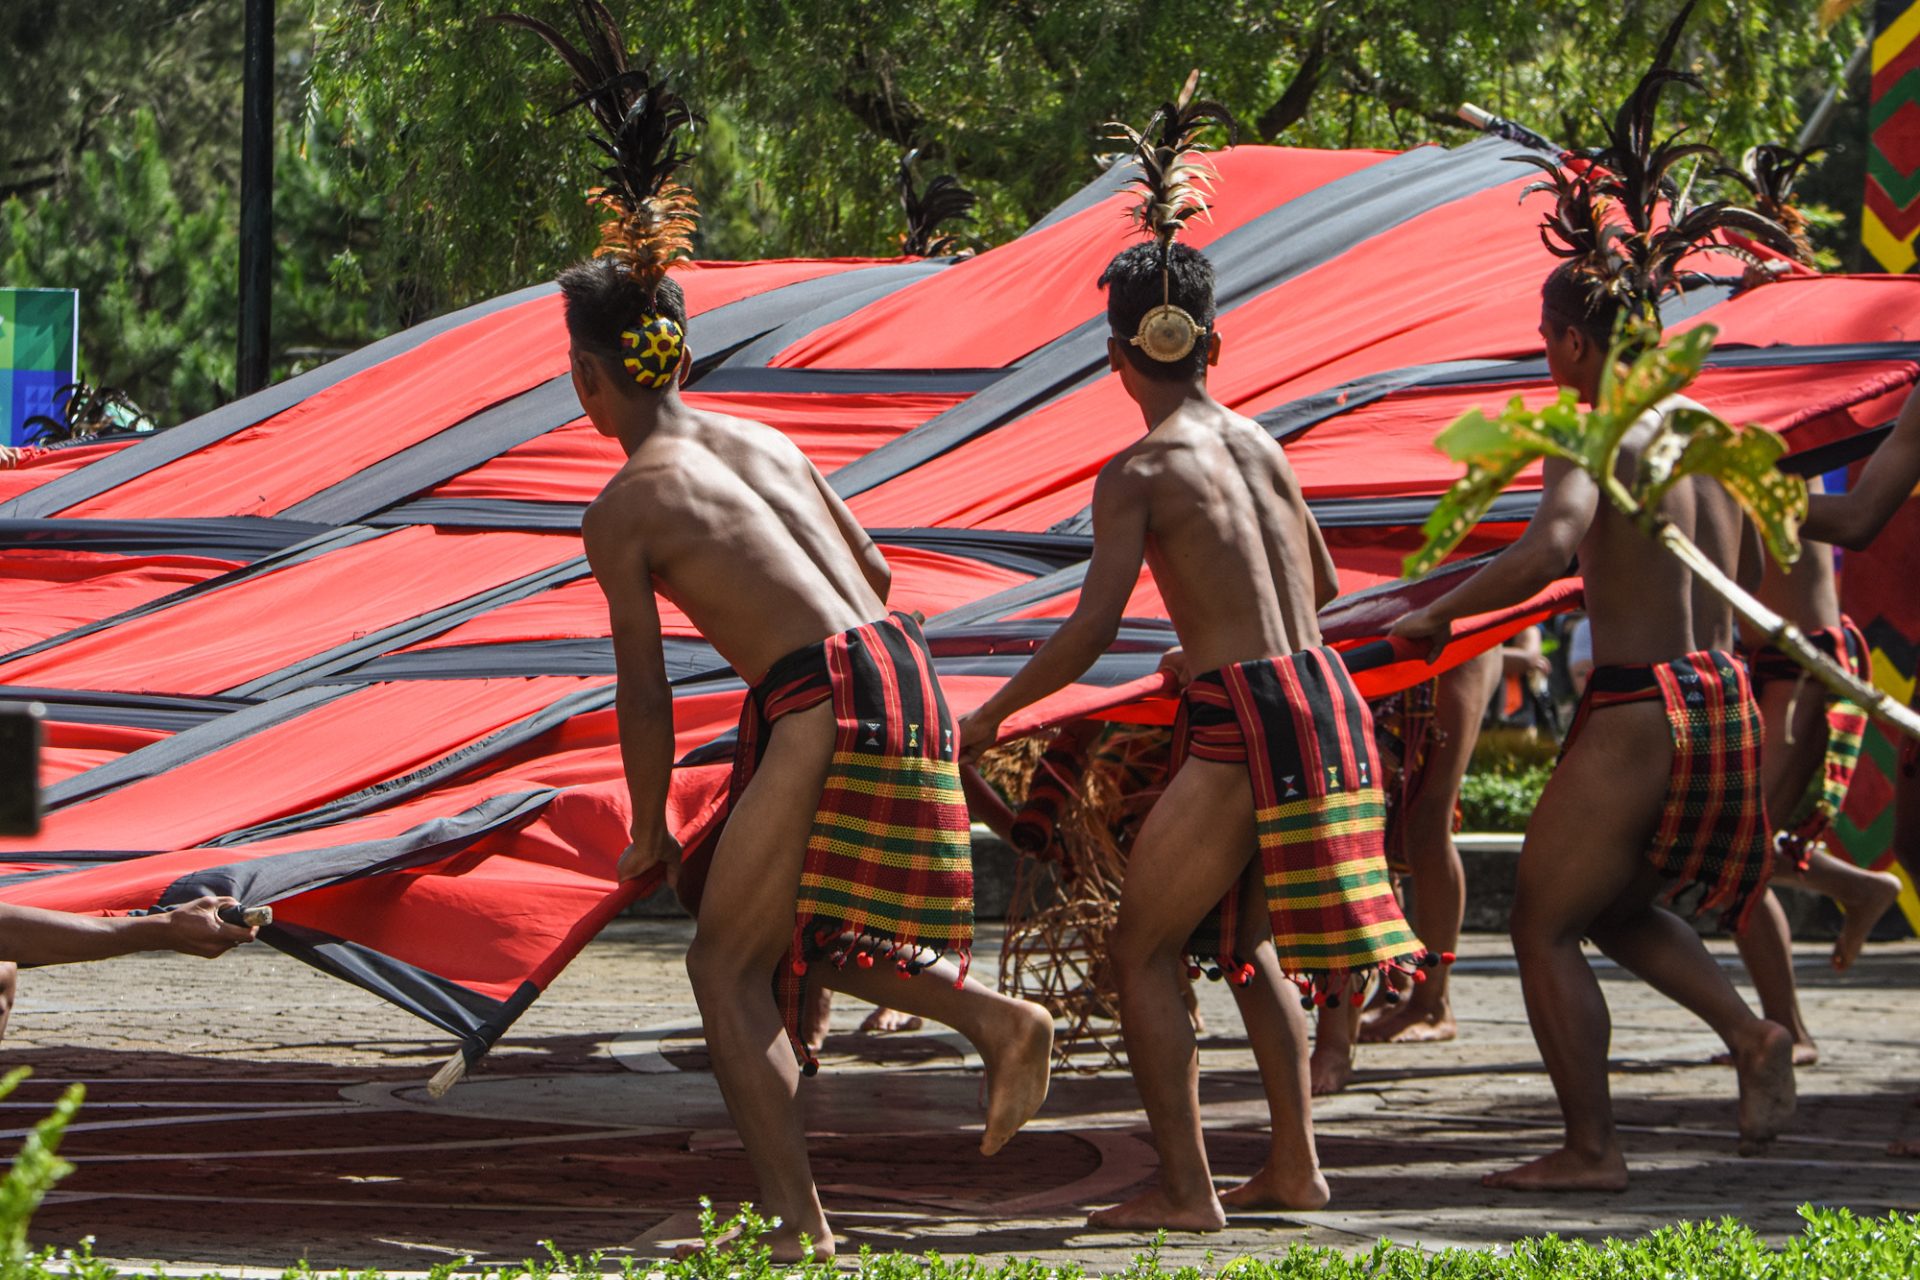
[1458,765,1552,834]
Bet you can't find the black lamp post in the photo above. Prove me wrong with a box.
[237,0,273,397]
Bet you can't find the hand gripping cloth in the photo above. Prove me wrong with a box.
[1747,620,1871,870]
[727,611,974,1073]
[1176,646,1432,1003]
[1566,649,1769,929]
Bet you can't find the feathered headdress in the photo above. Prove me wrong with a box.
[496,0,703,388]
[898,149,978,257]
[1514,0,1795,341]
[1721,143,1822,266]
[1105,70,1238,363]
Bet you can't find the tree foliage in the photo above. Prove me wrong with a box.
[0,1,1876,422]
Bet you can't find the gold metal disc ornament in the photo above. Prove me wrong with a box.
[1130,303,1204,363]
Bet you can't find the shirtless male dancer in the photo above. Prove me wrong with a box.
[1797,382,1920,1157]
[1726,504,1901,1066]
[1311,648,1502,1095]
[1393,262,1797,1190]
[960,240,1432,1230]
[565,262,1053,1259]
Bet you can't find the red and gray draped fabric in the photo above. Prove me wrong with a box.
[1,139,1914,1068]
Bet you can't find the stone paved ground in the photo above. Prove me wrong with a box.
[4,920,1918,1272]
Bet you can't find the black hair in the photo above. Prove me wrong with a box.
[1540,261,1624,349]
[1098,241,1216,381]
[556,257,688,363]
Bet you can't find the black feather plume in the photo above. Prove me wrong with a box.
[1107,68,1240,246]
[1519,0,1798,332]
[1720,143,1822,265]
[898,149,978,257]
[494,1,703,289]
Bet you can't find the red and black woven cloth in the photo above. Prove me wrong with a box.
[1747,620,1872,867]
[1569,649,1770,930]
[726,611,975,1072]
[1176,646,1431,1001]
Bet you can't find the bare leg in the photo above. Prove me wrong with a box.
[680,702,836,1262]
[819,955,1052,1155]
[1087,757,1268,1233]
[800,981,834,1054]
[1585,872,1795,1154]
[1309,998,1358,1096]
[1364,651,1495,1044]
[1781,851,1902,971]
[1483,700,1674,1192]
[1716,677,1826,1064]
[1220,874,1329,1211]
[1891,727,1920,1152]
[1725,890,1818,1064]
[0,962,14,1042]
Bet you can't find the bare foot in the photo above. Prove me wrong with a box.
[1359,1002,1456,1044]
[1709,1038,1818,1069]
[858,1006,924,1034]
[1219,1164,1330,1211]
[1733,1020,1797,1154]
[1308,1043,1352,1096]
[1087,1184,1225,1232]
[1832,871,1901,971]
[979,1000,1054,1156]
[1482,1145,1628,1192]
[674,1221,834,1263]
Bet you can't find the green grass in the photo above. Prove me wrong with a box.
[9,1072,1920,1278]
[19,1200,1920,1280]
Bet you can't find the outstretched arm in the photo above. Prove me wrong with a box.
[812,464,892,603]
[1392,457,1596,659]
[1802,385,1920,550]
[0,897,255,967]
[583,501,679,880]
[958,463,1148,751]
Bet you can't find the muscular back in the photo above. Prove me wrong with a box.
[588,412,885,683]
[1580,395,1755,666]
[1119,403,1330,674]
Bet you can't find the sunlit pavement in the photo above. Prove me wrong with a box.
[6,920,1917,1270]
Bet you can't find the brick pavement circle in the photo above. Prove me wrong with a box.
[2,921,1917,1270]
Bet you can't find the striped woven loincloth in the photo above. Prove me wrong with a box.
[1747,620,1870,868]
[728,611,974,1072]
[1177,646,1430,1001]
[1569,650,1768,929]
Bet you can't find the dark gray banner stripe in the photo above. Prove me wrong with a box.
[708,265,961,373]
[0,516,331,561]
[0,283,558,519]
[690,259,950,365]
[224,556,593,701]
[254,922,540,1056]
[166,790,556,901]
[0,525,388,666]
[44,684,354,810]
[281,264,952,525]
[0,686,249,732]
[206,683,617,846]
[826,137,1534,498]
[367,498,589,531]
[282,378,581,525]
